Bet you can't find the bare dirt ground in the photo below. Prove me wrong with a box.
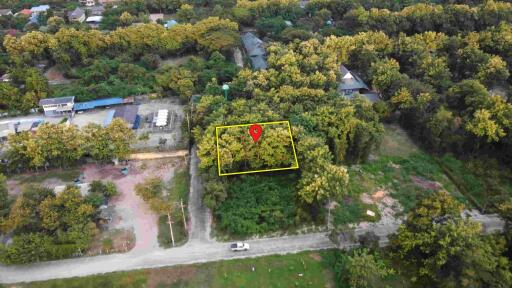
[44,65,72,85]
[160,56,192,68]
[82,158,185,254]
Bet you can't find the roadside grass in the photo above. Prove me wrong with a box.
[10,168,81,185]
[158,214,187,248]
[22,251,335,288]
[436,154,512,212]
[158,167,190,248]
[377,124,419,158]
[333,200,381,227]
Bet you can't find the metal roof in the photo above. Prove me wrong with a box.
[39,96,75,106]
[113,105,139,124]
[73,98,123,111]
[30,5,50,13]
[69,7,84,18]
[241,32,268,70]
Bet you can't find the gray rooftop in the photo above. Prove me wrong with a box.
[68,7,84,19]
[39,96,75,106]
[241,32,268,70]
[114,105,139,124]
[338,65,368,91]
[0,9,12,16]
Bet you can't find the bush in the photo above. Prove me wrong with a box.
[89,180,118,199]
[215,175,297,236]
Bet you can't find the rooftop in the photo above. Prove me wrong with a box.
[338,65,368,91]
[39,96,75,106]
[68,7,85,18]
[241,32,268,70]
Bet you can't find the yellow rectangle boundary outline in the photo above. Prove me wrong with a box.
[215,121,299,176]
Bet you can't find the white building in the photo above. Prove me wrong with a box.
[39,96,75,116]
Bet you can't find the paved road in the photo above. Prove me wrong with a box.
[0,147,334,284]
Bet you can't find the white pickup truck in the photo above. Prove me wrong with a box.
[230,242,250,251]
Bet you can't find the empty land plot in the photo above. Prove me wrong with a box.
[215,121,298,176]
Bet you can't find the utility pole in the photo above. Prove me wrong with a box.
[180,198,187,229]
[167,210,175,246]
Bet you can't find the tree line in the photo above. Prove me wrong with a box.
[6,118,135,173]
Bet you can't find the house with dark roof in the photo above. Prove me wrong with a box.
[68,7,85,22]
[241,32,268,70]
[39,96,75,116]
[86,5,105,16]
[337,65,380,102]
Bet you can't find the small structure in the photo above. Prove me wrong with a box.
[338,65,370,97]
[103,105,140,129]
[30,5,50,14]
[284,20,293,27]
[86,5,105,16]
[0,121,17,140]
[300,0,309,8]
[80,0,96,7]
[0,9,12,16]
[0,74,11,82]
[241,32,268,70]
[68,7,85,23]
[155,109,168,127]
[86,15,103,28]
[18,9,32,16]
[39,96,75,116]
[73,97,133,112]
[164,19,177,29]
[16,119,43,132]
[27,13,39,25]
[149,13,163,23]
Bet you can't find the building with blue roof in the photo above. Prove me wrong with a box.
[73,98,124,111]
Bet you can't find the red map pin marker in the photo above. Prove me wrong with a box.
[249,124,263,142]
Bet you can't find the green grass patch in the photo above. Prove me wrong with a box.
[437,155,512,212]
[346,152,466,213]
[10,168,81,185]
[377,124,419,158]
[215,174,298,237]
[333,200,380,227]
[23,251,335,288]
[167,169,189,204]
[158,213,187,248]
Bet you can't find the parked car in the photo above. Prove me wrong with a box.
[230,242,250,251]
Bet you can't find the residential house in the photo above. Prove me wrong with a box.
[86,5,105,16]
[149,13,163,23]
[39,96,75,116]
[337,65,379,102]
[68,7,85,22]
[241,32,268,70]
[0,9,12,16]
[30,5,50,14]
[86,15,102,28]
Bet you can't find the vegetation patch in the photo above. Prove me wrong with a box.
[22,251,335,288]
[215,174,298,237]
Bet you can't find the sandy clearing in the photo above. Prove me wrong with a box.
[82,158,183,253]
